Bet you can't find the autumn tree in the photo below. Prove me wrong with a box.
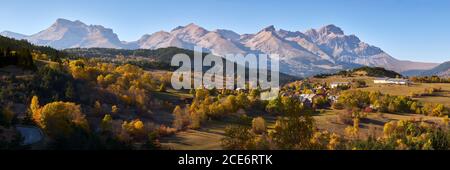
[222,125,256,150]
[111,105,119,115]
[310,131,342,150]
[410,102,418,112]
[432,104,445,117]
[93,101,102,115]
[222,95,237,113]
[64,83,75,100]
[101,114,113,133]
[0,103,15,127]
[377,120,447,150]
[195,89,210,101]
[266,97,282,114]
[236,93,250,109]
[387,102,396,113]
[37,101,89,138]
[30,96,42,125]
[172,106,189,130]
[189,111,202,129]
[252,117,266,134]
[122,119,146,140]
[345,117,360,139]
[353,79,367,88]
[189,89,195,95]
[249,88,260,98]
[97,74,105,84]
[313,96,328,109]
[271,114,315,149]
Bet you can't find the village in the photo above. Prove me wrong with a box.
[280,77,411,110]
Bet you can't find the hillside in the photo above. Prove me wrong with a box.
[64,47,300,84]
[1,35,66,69]
[314,66,403,78]
[64,47,198,63]
[403,61,450,77]
[0,35,66,58]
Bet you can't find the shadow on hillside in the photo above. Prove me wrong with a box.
[360,118,385,126]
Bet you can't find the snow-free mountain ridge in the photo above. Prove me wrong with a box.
[1,19,439,76]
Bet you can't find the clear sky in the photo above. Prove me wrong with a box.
[1,0,449,63]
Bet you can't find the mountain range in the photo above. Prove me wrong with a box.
[1,18,440,77]
[402,61,450,77]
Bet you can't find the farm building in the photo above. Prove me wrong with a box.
[373,78,409,85]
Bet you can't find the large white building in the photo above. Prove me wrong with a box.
[373,78,409,85]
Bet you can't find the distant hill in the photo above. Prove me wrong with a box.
[64,47,300,84]
[64,47,197,63]
[314,66,403,78]
[0,35,64,58]
[351,67,403,78]
[0,35,66,69]
[402,61,450,77]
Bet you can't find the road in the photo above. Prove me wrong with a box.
[15,125,44,145]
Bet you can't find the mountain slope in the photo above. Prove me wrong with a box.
[136,23,247,55]
[134,24,439,76]
[1,19,126,49]
[304,25,438,72]
[402,61,450,77]
[0,31,27,40]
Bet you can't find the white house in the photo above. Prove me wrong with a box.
[373,77,389,84]
[328,95,339,103]
[299,94,316,103]
[330,82,350,88]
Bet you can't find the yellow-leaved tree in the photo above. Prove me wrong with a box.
[37,101,89,138]
[173,105,189,130]
[30,96,41,125]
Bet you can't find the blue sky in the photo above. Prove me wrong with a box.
[1,0,449,63]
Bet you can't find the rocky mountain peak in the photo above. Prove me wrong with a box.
[53,18,86,27]
[260,25,276,32]
[319,24,344,35]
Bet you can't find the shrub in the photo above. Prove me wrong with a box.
[353,79,367,88]
[251,117,266,134]
[222,125,256,150]
[0,103,15,127]
[158,125,177,136]
[310,131,343,150]
[271,115,315,149]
